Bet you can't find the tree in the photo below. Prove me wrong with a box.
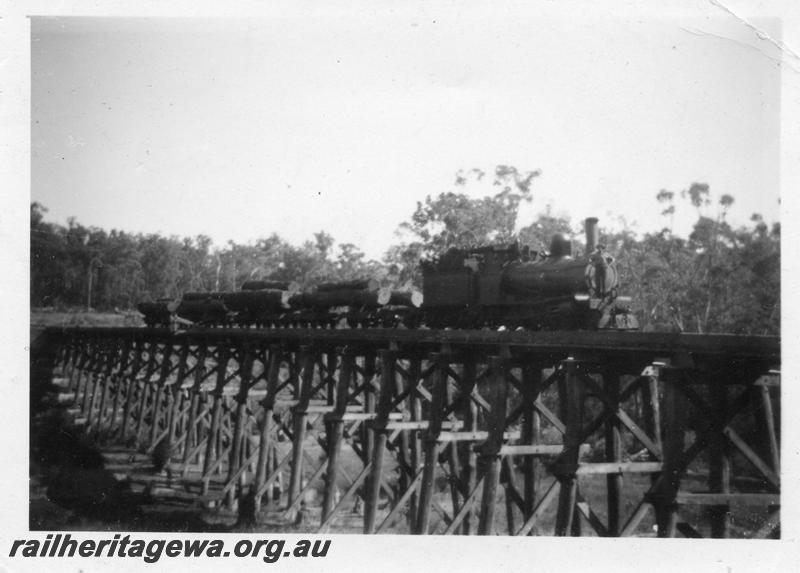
[618,185,780,334]
[386,165,541,282]
[95,230,144,308]
[399,165,539,254]
[30,203,67,306]
[517,208,574,255]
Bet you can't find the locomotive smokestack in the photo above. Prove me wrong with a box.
[585,217,599,253]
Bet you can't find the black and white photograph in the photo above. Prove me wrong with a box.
[4,0,799,571]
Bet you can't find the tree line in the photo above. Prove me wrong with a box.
[30,167,779,334]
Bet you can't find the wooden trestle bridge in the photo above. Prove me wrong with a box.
[35,326,780,538]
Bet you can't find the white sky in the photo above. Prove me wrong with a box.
[31,7,783,259]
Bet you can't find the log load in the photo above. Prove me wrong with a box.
[289,287,391,310]
[175,299,229,324]
[137,300,179,326]
[221,290,292,312]
[182,292,226,302]
[316,278,379,292]
[387,289,424,308]
[240,280,300,292]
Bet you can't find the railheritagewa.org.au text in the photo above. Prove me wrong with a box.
[8,533,331,563]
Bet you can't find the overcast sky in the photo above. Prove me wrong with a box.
[31,7,783,259]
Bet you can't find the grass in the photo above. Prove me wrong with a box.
[31,307,143,330]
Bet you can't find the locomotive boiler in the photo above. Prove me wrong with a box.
[421,217,636,330]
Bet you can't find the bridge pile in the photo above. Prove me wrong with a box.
[37,326,780,537]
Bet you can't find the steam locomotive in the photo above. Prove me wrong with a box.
[137,217,637,331]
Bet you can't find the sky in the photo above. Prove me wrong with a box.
[30,6,785,259]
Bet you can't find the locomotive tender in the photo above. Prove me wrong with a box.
[137,217,637,331]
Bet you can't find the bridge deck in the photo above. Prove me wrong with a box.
[51,326,780,360]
